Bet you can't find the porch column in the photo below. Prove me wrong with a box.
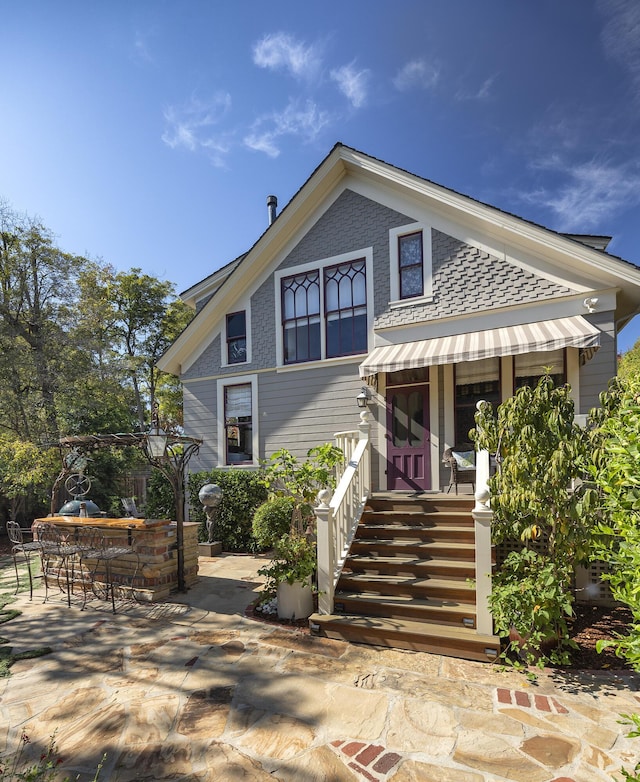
[472,446,494,635]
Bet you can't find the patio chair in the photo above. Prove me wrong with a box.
[38,522,85,607]
[443,445,476,494]
[7,521,45,600]
[78,527,140,613]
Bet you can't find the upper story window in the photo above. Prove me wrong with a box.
[278,250,371,366]
[389,223,433,304]
[226,311,247,364]
[399,232,423,299]
[324,259,367,358]
[282,271,321,364]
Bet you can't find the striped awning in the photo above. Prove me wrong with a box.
[359,316,600,377]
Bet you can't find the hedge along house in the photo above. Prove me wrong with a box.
[159,143,640,660]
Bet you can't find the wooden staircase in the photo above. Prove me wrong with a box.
[309,493,501,662]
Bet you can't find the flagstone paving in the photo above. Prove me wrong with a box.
[0,552,639,781]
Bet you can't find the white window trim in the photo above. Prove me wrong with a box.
[274,248,374,368]
[389,223,433,305]
[216,373,259,467]
[221,301,252,368]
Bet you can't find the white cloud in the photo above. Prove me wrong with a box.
[598,0,640,97]
[393,59,440,92]
[133,31,154,65]
[521,157,640,229]
[455,75,496,101]
[162,93,232,166]
[330,63,369,108]
[252,32,321,81]
[244,99,331,158]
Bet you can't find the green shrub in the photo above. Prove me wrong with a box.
[187,469,268,552]
[252,497,296,550]
[258,533,317,595]
[145,468,174,519]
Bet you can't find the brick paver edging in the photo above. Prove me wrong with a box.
[331,740,402,781]
[496,687,568,714]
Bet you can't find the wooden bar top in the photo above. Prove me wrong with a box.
[36,516,170,530]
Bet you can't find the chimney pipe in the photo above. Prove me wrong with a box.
[267,195,277,225]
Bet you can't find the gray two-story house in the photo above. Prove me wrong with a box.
[159,143,640,659]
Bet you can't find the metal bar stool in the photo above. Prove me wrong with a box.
[38,523,84,607]
[80,527,140,613]
[6,521,45,600]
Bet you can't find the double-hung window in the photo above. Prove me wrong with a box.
[226,311,247,364]
[223,383,253,464]
[279,252,370,365]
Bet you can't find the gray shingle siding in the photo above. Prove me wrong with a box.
[275,189,412,320]
[182,334,222,381]
[375,229,575,330]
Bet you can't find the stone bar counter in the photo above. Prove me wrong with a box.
[34,516,200,602]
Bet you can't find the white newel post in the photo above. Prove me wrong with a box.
[472,446,494,635]
[315,489,334,615]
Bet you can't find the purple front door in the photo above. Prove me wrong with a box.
[386,384,431,491]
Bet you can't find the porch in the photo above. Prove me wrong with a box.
[312,413,498,662]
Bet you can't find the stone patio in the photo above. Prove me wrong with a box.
[0,552,639,781]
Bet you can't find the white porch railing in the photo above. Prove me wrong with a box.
[472,446,494,635]
[315,410,371,615]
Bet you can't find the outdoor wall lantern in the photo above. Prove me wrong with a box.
[356,386,372,408]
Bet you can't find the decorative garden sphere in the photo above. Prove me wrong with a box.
[199,483,222,508]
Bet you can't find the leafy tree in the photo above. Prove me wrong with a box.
[587,375,640,780]
[0,438,58,522]
[0,203,190,522]
[109,269,193,430]
[617,338,640,382]
[472,375,597,665]
[588,376,640,668]
[0,202,86,442]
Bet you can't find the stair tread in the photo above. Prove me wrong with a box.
[359,523,473,531]
[335,592,475,611]
[310,613,497,643]
[347,554,473,566]
[339,574,475,590]
[352,540,475,549]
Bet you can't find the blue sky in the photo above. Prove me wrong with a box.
[2,0,640,350]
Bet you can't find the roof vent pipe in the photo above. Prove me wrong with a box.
[267,195,278,225]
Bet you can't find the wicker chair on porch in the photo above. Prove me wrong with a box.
[443,444,476,494]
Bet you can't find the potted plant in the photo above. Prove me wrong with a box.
[258,532,317,619]
[256,444,344,620]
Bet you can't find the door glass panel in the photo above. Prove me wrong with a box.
[392,394,408,447]
[407,390,424,446]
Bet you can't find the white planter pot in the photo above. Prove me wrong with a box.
[277,579,314,620]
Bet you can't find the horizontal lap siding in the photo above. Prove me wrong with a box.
[183,382,217,468]
[259,363,380,488]
[579,312,616,413]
